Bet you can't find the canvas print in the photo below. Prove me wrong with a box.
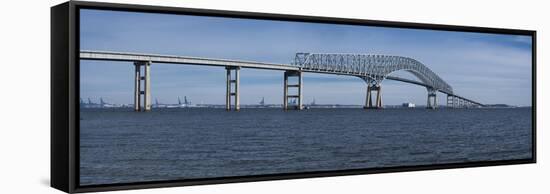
[79,9,533,186]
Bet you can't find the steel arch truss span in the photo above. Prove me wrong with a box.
[292,53,454,94]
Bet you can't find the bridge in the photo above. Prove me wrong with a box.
[80,50,484,111]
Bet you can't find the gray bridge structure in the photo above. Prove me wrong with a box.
[80,50,484,111]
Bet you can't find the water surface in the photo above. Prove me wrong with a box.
[80,108,532,185]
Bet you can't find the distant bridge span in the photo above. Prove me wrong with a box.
[384,76,483,106]
[80,50,484,111]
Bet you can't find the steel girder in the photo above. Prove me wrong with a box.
[292,53,454,94]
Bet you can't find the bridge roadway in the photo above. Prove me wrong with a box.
[80,50,484,111]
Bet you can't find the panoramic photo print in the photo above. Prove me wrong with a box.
[78,9,533,186]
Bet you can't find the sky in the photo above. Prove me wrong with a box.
[80,9,533,106]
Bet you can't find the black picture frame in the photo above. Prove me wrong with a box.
[51,1,537,193]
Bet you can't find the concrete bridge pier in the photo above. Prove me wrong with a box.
[133,61,151,111]
[283,70,303,110]
[226,66,240,111]
[427,89,437,109]
[364,84,382,109]
[446,95,455,108]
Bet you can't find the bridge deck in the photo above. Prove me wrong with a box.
[80,50,299,71]
[385,76,483,106]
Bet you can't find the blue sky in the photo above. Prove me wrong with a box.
[80,9,532,106]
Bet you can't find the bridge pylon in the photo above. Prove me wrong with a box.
[427,88,437,109]
[283,70,303,110]
[133,61,151,111]
[364,84,382,109]
[447,95,456,108]
[225,66,240,111]
[361,77,382,109]
[363,83,382,109]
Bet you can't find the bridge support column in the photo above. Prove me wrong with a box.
[364,84,382,109]
[226,66,240,111]
[427,89,437,109]
[446,95,454,108]
[134,63,141,111]
[133,61,151,112]
[283,70,303,110]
